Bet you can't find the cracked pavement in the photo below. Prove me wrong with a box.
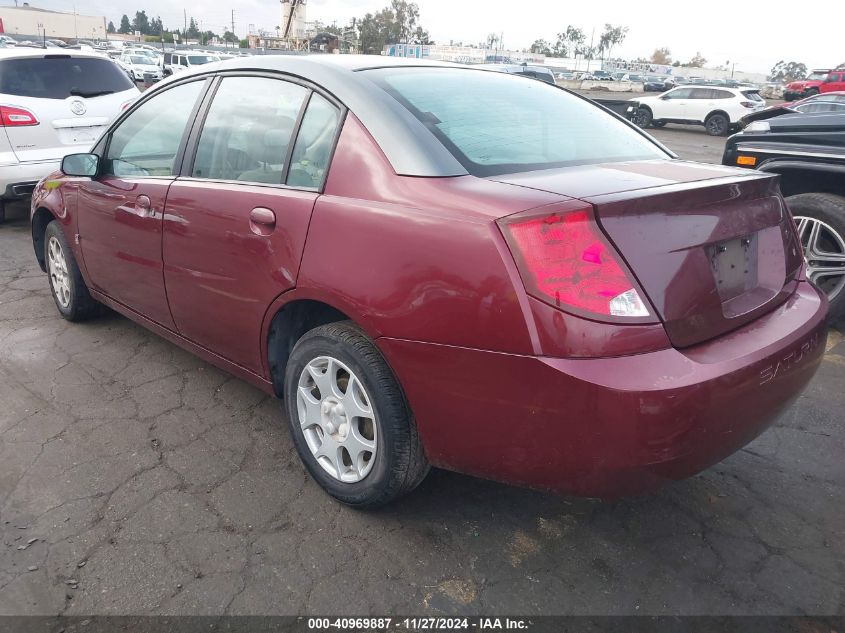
[0,203,843,616]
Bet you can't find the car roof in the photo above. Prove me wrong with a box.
[151,54,476,177]
[0,47,108,61]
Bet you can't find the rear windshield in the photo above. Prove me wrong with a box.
[187,55,216,65]
[0,56,134,99]
[742,90,764,102]
[366,67,666,177]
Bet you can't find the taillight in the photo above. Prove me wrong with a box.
[0,105,39,127]
[499,207,651,319]
[740,101,756,108]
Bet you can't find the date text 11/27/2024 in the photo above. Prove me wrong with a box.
[307,618,530,630]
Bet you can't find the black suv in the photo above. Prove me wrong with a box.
[723,111,845,322]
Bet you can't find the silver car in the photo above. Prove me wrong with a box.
[0,49,139,222]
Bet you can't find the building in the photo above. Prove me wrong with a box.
[0,4,106,40]
[384,44,544,65]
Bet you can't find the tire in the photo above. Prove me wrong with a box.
[0,200,5,224]
[44,221,102,321]
[705,112,729,136]
[651,120,667,128]
[783,92,795,102]
[806,88,819,97]
[785,193,845,324]
[632,106,652,129]
[283,321,430,508]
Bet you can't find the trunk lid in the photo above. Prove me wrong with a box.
[493,160,804,347]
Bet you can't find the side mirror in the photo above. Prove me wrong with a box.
[61,153,99,177]
[660,95,671,100]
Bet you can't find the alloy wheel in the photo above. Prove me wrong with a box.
[795,216,845,303]
[296,356,377,483]
[47,236,71,308]
[706,116,727,135]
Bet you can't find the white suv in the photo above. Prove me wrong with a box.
[0,49,139,222]
[629,86,767,136]
[118,50,163,82]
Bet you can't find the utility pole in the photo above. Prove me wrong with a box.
[231,9,235,44]
[586,27,595,73]
[183,9,187,45]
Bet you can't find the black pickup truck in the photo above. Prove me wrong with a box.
[723,111,845,322]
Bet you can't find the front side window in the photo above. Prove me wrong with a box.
[367,67,666,177]
[105,80,204,178]
[191,76,308,184]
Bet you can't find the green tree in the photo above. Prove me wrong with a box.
[118,14,131,34]
[769,60,808,83]
[552,33,567,58]
[357,1,430,54]
[187,17,200,39]
[149,16,163,36]
[597,23,628,60]
[131,10,150,35]
[530,39,552,55]
[107,21,116,34]
[686,52,707,68]
[568,26,586,53]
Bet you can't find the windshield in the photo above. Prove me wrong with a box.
[0,56,135,99]
[129,56,150,65]
[367,67,666,177]
[806,73,828,81]
[187,55,216,65]
[742,90,764,102]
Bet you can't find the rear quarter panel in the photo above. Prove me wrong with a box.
[295,114,566,354]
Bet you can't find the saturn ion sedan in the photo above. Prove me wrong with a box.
[30,56,828,507]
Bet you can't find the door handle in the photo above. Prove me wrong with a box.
[249,207,276,235]
[135,194,151,217]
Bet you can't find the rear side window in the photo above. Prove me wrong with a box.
[0,56,134,99]
[712,89,733,99]
[666,88,692,99]
[287,93,342,189]
[191,76,308,184]
[367,67,665,177]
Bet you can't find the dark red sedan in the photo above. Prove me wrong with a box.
[30,56,828,507]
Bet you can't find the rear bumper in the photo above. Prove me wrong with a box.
[0,159,60,200]
[379,281,828,497]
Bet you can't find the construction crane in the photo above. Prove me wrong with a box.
[282,0,305,40]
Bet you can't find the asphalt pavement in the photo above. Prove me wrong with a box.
[0,124,843,616]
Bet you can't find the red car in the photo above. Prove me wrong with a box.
[30,56,828,507]
[783,69,833,101]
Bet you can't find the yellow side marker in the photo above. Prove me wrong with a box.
[736,155,757,166]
